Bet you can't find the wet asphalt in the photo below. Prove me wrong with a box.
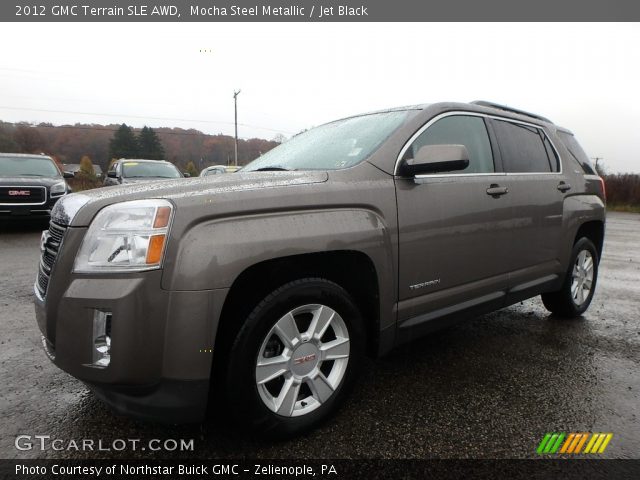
[0,212,638,460]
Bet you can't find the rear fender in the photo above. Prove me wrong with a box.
[560,195,605,268]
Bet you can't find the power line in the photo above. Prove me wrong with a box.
[0,105,295,135]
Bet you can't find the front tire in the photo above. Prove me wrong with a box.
[224,278,365,438]
[541,237,599,317]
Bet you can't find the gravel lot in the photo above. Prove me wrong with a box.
[0,212,638,459]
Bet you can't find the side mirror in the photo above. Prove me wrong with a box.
[63,171,74,179]
[183,172,191,177]
[107,171,117,178]
[399,144,470,177]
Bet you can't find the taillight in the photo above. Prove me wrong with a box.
[599,176,606,201]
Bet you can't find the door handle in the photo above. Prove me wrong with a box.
[557,181,572,192]
[486,184,509,197]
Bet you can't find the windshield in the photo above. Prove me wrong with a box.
[0,156,61,177]
[243,111,410,171]
[202,167,225,176]
[122,161,181,178]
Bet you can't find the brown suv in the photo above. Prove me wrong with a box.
[34,101,605,437]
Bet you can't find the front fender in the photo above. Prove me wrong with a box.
[162,208,395,295]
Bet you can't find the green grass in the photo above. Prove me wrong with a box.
[607,204,640,214]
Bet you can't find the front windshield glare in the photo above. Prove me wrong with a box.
[0,156,60,177]
[122,162,181,178]
[243,111,409,171]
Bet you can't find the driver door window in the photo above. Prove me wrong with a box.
[404,115,495,174]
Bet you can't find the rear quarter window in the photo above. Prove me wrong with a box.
[557,131,595,174]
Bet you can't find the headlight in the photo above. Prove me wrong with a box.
[50,181,67,197]
[74,199,174,273]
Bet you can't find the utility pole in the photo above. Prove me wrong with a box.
[592,157,604,175]
[233,89,241,166]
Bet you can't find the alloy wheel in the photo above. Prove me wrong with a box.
[571,249,594,306]
[255,304,350,417]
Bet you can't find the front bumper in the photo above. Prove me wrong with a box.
[0,194,63,218]
[87,379,211,424]
[34,255,229,423]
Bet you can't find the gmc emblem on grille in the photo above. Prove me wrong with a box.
[8,190,30,196]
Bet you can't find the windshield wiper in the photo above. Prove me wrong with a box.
[127,175,177,178]
[253,167,292,172]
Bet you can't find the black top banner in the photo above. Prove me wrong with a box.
[4,0,640,22]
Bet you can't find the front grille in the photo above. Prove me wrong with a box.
[0,186,46,205]
[36,220,67,297]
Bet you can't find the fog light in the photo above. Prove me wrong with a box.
[92,310,112,367]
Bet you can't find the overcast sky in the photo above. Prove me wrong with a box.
[1,23,639,173]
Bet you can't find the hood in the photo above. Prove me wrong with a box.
[0,176,64,187]
[53,170,328,227]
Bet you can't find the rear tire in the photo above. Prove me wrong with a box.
[224,278,365,438]
[541,237,599,317]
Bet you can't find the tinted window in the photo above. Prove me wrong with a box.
[493,120,552,173]
[557,131,594,174]
[0,156,60,177]
[404,115,494,174]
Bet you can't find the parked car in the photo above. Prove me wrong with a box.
[0,153,72,220]
[63,163,104,179]
[104,159,184,186]
[200,165,241,176]
[34,101,605,437]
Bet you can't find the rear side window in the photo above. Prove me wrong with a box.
[404,115,494,174]
[557,131,595,174]
[493,120,558,173]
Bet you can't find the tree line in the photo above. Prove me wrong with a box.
[602,173,640,211]
[594,162,639,212]
[0,120,281,174]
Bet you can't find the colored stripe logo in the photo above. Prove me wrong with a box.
[537,432,613,454]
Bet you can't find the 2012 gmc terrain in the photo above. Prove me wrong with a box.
[34,101,605,437]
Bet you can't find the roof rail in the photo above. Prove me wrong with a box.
[471,101,553,124]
